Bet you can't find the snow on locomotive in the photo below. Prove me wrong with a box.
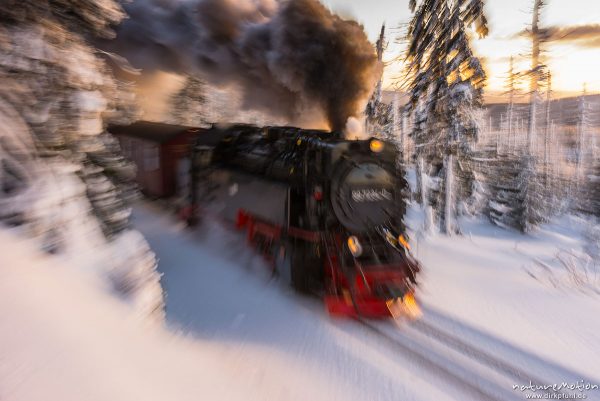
[188,124,420,318]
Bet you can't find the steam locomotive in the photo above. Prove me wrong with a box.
[187,124,421,318]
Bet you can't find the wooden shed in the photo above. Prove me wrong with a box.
[109,121,202,198]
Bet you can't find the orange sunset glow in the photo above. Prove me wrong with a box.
[323,0,600,98]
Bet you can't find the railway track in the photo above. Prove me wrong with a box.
[356,315,568,401]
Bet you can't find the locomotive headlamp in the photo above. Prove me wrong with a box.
[369,139,384,153]
[398,234,410,250]
[347,236,363,257]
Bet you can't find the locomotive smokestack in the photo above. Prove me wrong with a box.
[99,0,381,131]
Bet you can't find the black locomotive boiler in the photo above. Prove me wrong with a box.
[188,124,420,318]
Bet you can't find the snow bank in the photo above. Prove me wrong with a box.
[0,229,248,401]
[0,222,459,401]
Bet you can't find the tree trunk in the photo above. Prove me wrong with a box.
[527,0,543,154]
[577,88,587,188]
[507,56,515,154]
[444,153,454,234]
[401,111,408,161]
[543,75,551,189]
[393,93,402,156]
[528,99,537,153]
[417,155,426,206]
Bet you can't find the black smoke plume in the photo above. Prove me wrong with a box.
[99,0,381,131]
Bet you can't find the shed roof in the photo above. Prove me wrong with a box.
[108,121,204,144]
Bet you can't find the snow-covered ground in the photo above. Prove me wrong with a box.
[409,208,600,385]
[1,200,599,401]
[0,205,460,401]
[130,202,467,401]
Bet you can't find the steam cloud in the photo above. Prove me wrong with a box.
[99,0,382,131]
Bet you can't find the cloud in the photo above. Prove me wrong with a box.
[514,24,600,48]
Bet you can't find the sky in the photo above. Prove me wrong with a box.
[321,0,600,97]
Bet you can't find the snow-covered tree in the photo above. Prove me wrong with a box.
[487,0,553,233]
[487,155,524,230]
[504,56,521,152]
[579,158,600,217]
[404,0,488,233]
[365,24,393,140]
[487,134,547,232]
[0,0,164,321]
[391,92,410,160]
[542,71,552,187]
[574,86,600,216]
[526,0,546,153]
[576,85,590,188]
[517,0,550,231]
[484,113,516,227]
[366,24,386,120]
[169,75,208,127]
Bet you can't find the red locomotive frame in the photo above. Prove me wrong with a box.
[234,209,419,319]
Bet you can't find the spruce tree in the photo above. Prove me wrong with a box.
[575,87,599,216]
[366,24,394,141]
[169,75,208,127]
[487,0,553,233]
[405,0,488,233]
[518,0,549,232]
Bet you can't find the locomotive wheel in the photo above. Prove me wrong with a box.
[291,241,321,294]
